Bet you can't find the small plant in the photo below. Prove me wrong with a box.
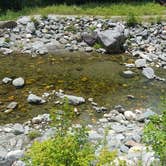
[93,43,103,49]
[30,16,39,28]
[143,110,166,165]
[4,37,10,43]
[41,14,48,20]
[65,25,77,33]
[126,13,139,27]
[89,25,96,31]
[156,16,162,24]
[28,130,41,140]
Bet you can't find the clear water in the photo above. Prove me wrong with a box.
[0,52,165,125]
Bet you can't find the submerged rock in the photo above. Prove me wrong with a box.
[27,94,46,104]
[142,67,155,79]
[62,94,85,105]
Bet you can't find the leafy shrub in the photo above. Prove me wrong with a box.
[28,130,41,140]
[143,110,166,165]
[126,13,139,27]
[24,100,123,166]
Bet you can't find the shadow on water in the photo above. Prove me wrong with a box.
[0,52,165,125]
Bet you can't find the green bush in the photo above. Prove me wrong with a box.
[25,128,95,166]
[28,130,41,140]
[143,110,166,165]
[126,13,139,27]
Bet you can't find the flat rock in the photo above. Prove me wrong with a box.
[2,77,12,84]
[135,59,147,68]
[7,102,18,110]
[142,67,155,79]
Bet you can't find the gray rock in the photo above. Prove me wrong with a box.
[32,41,48,55]
[137,109,156,122]
[12,124,24,135]
[61,94,85,105]
[6,150,24,161]
[7,102,18,110]
[122,70,135,78]
[12,77,25,88]
[26,22,35,34]
[82,32,97,46]
[17,16,30,25]
[111,124,127,133]
[32,114,50,124]
[97,25,126,53]
[120,145,129,153]
[135,59,147,68]
[2,77,12,84]
[27,94,46,104]
[142,67,155,79]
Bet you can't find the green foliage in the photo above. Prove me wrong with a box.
[143,110,166,165]
[0,2,166,21]
[24,100,122,166]
[4,37,10,43]
[93,43,103,49]
[28,130,41,140]
[126,13,139,27]
[25,128,95,166]
[30,16,40,28]
[97,147,117,166]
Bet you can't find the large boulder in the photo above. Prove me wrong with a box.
[97,25,126,53]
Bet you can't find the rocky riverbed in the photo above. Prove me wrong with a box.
[0,15,166,165]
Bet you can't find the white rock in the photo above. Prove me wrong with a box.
[12,77,25,88]
[2,77,12,84]
[124,111,136,121]
[135,59,147,68]
[27,94,46,104]
[142,67,155,79]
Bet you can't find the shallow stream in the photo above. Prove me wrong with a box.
[0,52,165,125]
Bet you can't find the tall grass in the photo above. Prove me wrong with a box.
[0,2,165,21]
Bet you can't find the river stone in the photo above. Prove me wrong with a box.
[137,109,156,122]
[12,124,24,135]
[27,94,46,104]
[135,59,147,68]
[2,77,12,84]
[124,111,136,121]
[26,22,35,34]
[62,94,85,105]
[17,16,30,25]
[122,70,135,78]
[7,102,18,110]
[6,150,24,161]
[97,25,126,53]
[12,77,25,88]
[82,32,97,46]
[142,67,155,79]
